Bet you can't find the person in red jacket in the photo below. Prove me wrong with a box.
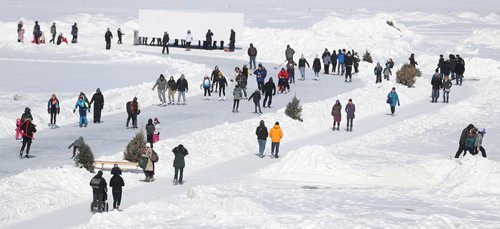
[277,68,289,94]
[19,119,36,158]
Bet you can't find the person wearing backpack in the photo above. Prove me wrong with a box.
[145,119,155,148]
[442,75,452,103]
[374,62,383,84]
[387,87,400,116]
[89,171,107,213]
[172,144,189,185]
[255,120,268,158]
[126,97,140,129]
[109,166,125,210]
[19,119,36,159]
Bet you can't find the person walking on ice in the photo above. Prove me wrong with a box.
[256,120,268,158]
[176,74,189,104]
[387,87,400,116]
[73,95,90,128]
[19,119,36,159]
[152,74,168,105]
[269,122,283,158]
[90,88,104,123]
[109,166,125,211]
[232,84,243,113]
[172,144,188,185]
[331,100,342,131]
[345,99,355,131]
[167,76,177,104]
[47,93,60,129]
[248,89,262,114]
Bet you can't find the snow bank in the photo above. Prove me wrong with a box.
[463,29,500,50]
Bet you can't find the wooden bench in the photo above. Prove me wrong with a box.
[94,160,139,170]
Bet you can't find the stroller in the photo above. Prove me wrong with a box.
[90,189,109,213]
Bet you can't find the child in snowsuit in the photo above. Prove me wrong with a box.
[73,95,89,127]
[153,118,160,143]
[201,76,211,98]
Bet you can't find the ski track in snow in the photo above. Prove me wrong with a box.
[1,4,500,228]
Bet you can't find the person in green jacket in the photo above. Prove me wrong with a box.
[172,144,188,185]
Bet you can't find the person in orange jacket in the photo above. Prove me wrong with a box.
[269,122,283,158]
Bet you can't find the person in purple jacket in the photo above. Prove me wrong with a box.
[345,99,355,131]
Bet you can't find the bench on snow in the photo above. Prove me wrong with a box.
[94,160,140,172]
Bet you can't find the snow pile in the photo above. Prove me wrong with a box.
[242,13,420,63]
[463,29,500,50]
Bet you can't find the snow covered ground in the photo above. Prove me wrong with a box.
[1,0,500,228]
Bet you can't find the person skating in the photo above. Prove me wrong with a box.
[89,88,104,123]
[104,28,113,50]
[277,69,289,94]
[153,117,160,144]
[255,120,268,158]
[109,166,125,210]
[298,54,310,81]
[185,30,192,51]
[19,119,36,159]
[229,29,236,51]
[248,89,262,114]
[162,32,169,54]
[248,43,257,69]
[409,53,418,67]
[210,66,221,93]
[337,49,345,75]
[263,78,276,108]
[431,69,443,103]
[145,118,155,148]
[312,55,321,80]
[167,76,177,104]
[331,100,342,130]
[232,84,243,113]
[345,99,355,131]
[71,22,78,43]
[68,136,84,158]
[442,75,452,103]
[142,145,155,182]
[117,28,124,44]
[49,22,56,44]
[344,51,354,82]
[176,74,189,104]
[374,62,383,84]
[286,60,296,84]
[454,124,475,158]
[47,93,60,128]
[331,50,338,74]
[322,48,331,74]
[387,87,400,116]
[152,74,168,105]
[126,97,140,128]
[235,67,248,98]
[205,29,213,50]
[269,122,283,158]
[172,144,188,185]
[200,75,212,99]
[254,63,268,93]
[90,171,107,213]
[73,95,90,128]
[285,44,295,62]
[218,74,228,100]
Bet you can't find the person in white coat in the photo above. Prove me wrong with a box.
[185,30,193,51]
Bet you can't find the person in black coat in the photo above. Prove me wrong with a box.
[344,52,354,82]
[454,124,475,158]
[19,120,36,158]
[431,70,443,103]
[312,55,321,79]
[229,29,236,51]
[33,21,41,44]
[90,88,104,123]
[176,74,189,104]
[437,54,445,79]
[248,90,262,114]
[126,97,140,128]
[105,28,113,50]
[263,78,276,108]
[205,29,213,50]
[218,75,228,99]
[90,171,107,212]
[331,50,338,73]
[256,120,268,158]
[172,144,189,185]
[409,53,418,67]
[162,32,169,54]
[109,167,125,210]
[117,28,124,44]
[71,23,78,43]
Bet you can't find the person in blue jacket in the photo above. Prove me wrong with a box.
[337,49,345,76]
[73,95,90,127]
[387,87,400,116]
[253,63,267,93]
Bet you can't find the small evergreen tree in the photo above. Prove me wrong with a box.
[124,131,147,162]
[362,50,373,63]
[285,95,303,122]
[74,143,95,173]
[396,63,420,87]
